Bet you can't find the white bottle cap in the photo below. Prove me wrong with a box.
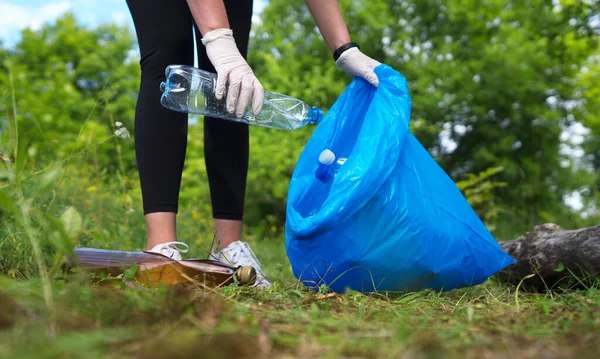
[318,149,336,165]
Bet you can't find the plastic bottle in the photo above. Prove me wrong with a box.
[315,149,347,183]
[64,247,257,288]
[159,64,324,130]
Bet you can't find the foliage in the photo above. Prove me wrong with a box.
[455,166,508,231]
[0,5,599,357]
[250,0,600,234]
[0,2,598,275]
[0,13,139,174]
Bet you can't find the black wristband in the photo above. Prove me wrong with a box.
[333,42,360,61]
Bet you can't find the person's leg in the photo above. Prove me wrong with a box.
[194,0,270,287]
[195,0,254,249]
[125,0,194,251]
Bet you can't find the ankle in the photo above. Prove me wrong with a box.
[219,238,240,249]
[145,212,177,250]
[213,218,243,250]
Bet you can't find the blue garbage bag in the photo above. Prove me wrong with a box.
[284,64,515,293]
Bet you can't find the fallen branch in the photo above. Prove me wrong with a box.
[494,223,600,291]
[301,293,337,302]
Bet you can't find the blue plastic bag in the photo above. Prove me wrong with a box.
[284,64,515,293]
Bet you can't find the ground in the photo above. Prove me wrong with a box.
[1,240,599,359]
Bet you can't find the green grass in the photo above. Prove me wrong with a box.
[1,83,599,358]
[1,238,599,359]
[1,144,599,359]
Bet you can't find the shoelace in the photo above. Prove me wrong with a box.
[156,241,189,256]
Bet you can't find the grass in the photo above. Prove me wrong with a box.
[1,142,599,359]
[1,237,599,359]
[1,73,599,358]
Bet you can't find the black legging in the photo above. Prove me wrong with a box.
[126,0,253,220]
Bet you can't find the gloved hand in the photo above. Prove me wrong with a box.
[201,28,264,117]
[335,47,381,88]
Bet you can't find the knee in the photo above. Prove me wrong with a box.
[139,42,194,80]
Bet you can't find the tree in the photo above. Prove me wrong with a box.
[576,54,600,217]
[0,13,140,173]
[249,0,600,236]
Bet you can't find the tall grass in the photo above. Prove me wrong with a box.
[1,63,599,358]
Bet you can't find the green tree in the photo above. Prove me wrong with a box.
[0,13,139,173]
[249,0,600,236]
[576,53,600,217]
[1,3,597,242]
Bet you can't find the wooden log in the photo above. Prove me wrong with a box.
[494,223,600,291]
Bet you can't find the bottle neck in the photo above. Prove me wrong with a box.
[307,107,324,124]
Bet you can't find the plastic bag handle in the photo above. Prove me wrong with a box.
[286,64,412,237]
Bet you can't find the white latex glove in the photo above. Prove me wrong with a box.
[201,28,264,117]
[335,47,381,88]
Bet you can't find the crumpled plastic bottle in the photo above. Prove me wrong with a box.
[65,247,257,288]
[160,64,324,130]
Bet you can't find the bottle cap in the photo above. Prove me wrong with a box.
[318,149,335,165]
[307,107,325,124]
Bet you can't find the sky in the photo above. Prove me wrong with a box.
[0,0,268,48]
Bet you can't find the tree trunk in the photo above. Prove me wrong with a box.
[494,223,600,291]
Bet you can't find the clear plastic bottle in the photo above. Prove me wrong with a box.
[159,64,324,130]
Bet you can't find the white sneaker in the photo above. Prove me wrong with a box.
[148,241,189,261]
[211,241,271,288]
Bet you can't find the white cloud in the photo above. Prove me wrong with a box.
[31,2,73,30]
[252,0,268,25]
[255,0,268,12]
[0,1,72,38]
[0,3,29,37]
[111,11,127,26]
[79,12,98,27]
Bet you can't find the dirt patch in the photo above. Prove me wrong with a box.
[131,330,263,359]
[0,290,24,330]
[73,284,230,327]
[54,309,97,332]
